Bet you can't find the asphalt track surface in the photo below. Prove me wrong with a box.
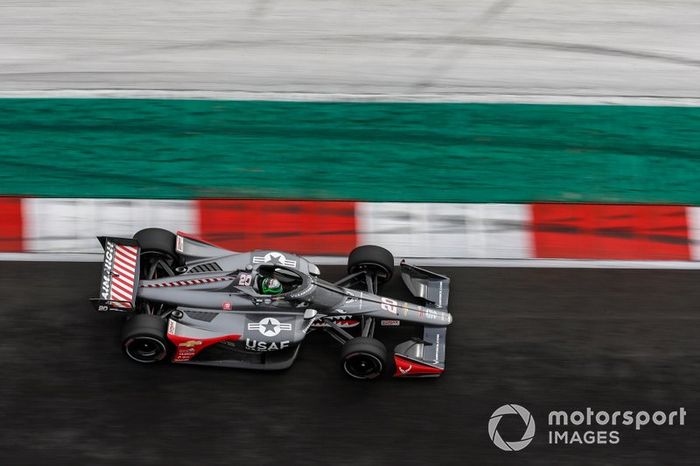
[1,262,699,465]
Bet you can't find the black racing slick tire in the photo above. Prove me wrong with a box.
[121,314,170,364]
[340,337,388,380]
[347,245,395,283]
[133,228,176,256]
[133,228,179,279]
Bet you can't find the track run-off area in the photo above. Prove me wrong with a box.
[2,1,700,101]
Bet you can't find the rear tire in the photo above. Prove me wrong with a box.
[347,245,394,283]
[133,228,178,279]
[340,337,388,380]
[122,314,170,363]
[133,228,176,256]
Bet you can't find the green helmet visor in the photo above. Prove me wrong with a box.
[262,277,283,294]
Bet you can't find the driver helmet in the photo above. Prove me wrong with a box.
[261,277,283,294]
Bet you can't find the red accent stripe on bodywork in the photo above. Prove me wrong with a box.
[197,199,358,255]
[141,276,233,288]
[167,332,241,362]
[0,197,23,252]
[532,204,690,260]
[393,355,444,377]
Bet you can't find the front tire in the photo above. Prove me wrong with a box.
[347,245,395,283]
[122,314,170,363]
[340,337,388,380]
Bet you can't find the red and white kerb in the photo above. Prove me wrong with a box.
[109,244,138,308]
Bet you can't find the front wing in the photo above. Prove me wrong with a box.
[393,262,450,377]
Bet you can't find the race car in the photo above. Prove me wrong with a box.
[92,228,452,379]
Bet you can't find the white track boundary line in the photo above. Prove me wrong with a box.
[2,253,700,270]
[2,90,700,107]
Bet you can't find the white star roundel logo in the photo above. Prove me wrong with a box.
[248,317,292,337]
[252,252,297,267]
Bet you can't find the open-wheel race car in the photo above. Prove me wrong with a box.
[92,228,452,379]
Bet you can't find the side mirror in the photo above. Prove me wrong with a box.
[308,263,321,276]
[304,309,318,320]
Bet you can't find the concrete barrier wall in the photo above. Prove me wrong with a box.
[2,99,700,204]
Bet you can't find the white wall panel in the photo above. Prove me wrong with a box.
[24,198,197,253]
[357,202,532,258]
[687,207,700,261]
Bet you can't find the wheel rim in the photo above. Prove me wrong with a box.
[140,251,176,279]
[350,262,391,280]
[137,252,178,315]
[124,336,167,363]
[343,352,384,379]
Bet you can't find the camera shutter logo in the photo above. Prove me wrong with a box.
[488,404,536,451]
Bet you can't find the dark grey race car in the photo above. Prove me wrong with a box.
[92,228,452,379]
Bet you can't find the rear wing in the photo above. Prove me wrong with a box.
[90,237,140,312]
[394,261,450,377]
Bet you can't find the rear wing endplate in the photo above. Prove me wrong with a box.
[91,237,140,312]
